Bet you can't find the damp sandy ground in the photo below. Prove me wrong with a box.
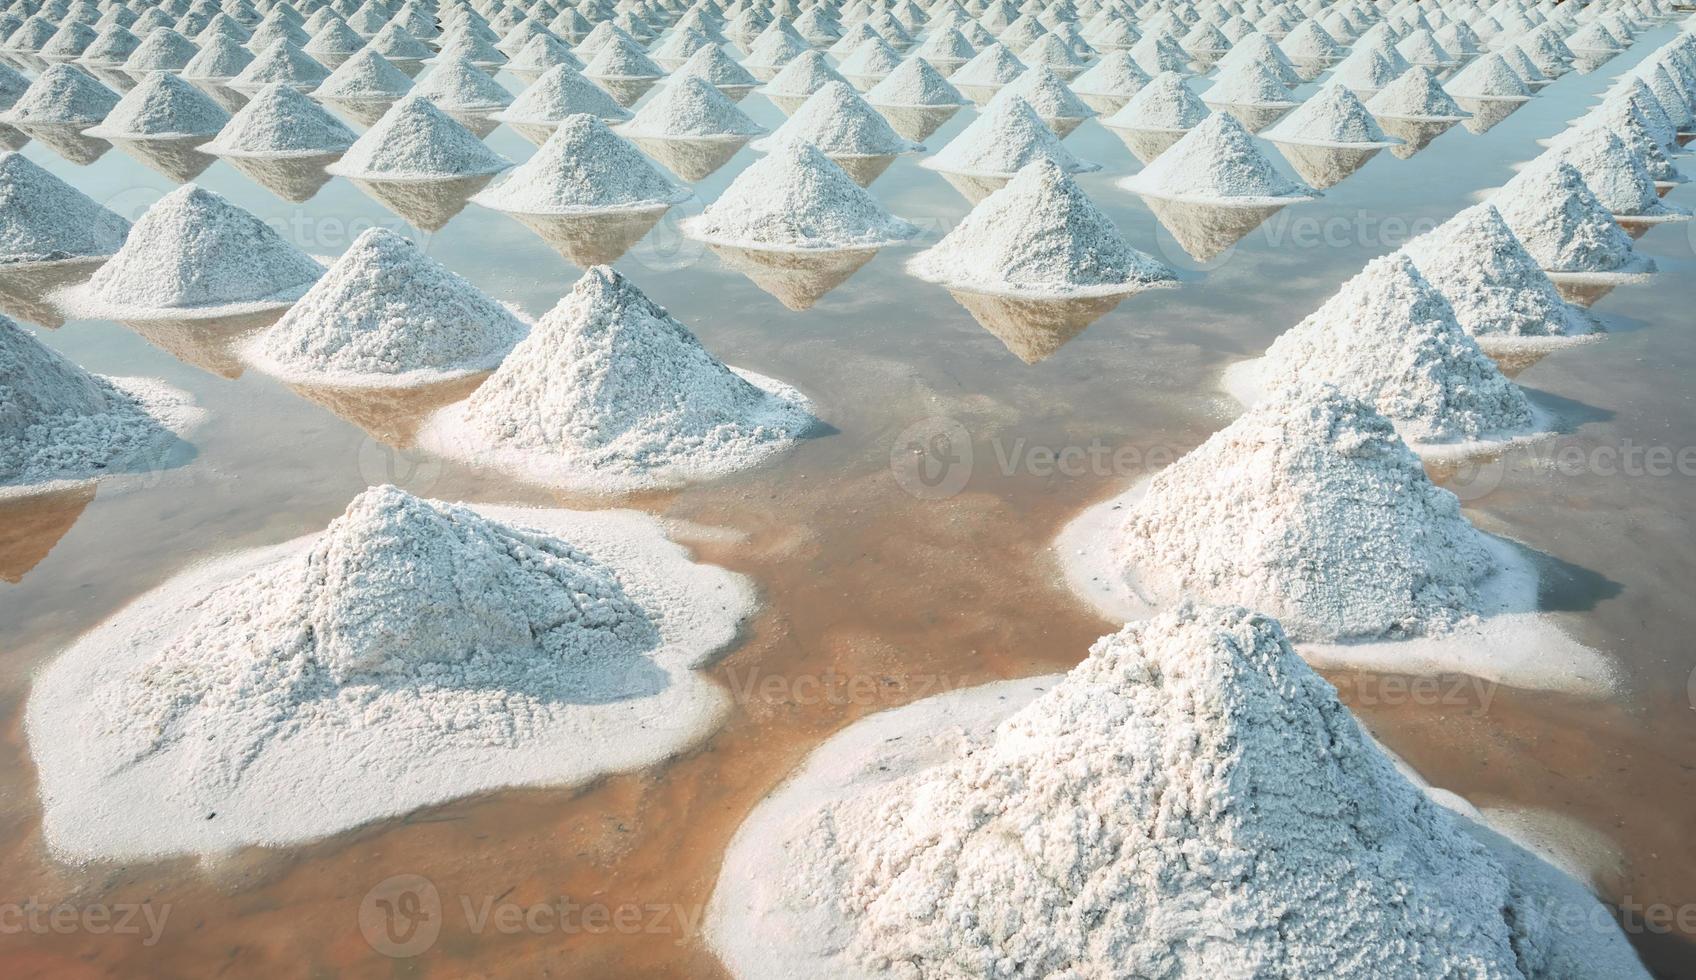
[3,36,1696,979]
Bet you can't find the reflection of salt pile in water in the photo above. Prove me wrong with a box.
[1263,83,1398,187]
[0,152,130,266]
[908,159,1176,298]
[56,184,324,320]
[328,94,512,180]
[1489,160,1657,281]
[28,483,755,858]
[247,228,528,386]
[683,141,918,250]
[2,64,119,126]
[471,114,689,215]
[711,602,1650,979]
[1119,111,1316,204]
[418,267,814,493]
[200,82,355,157]
[1,313,200,494]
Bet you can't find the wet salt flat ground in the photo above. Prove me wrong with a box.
[3,30,1696,979]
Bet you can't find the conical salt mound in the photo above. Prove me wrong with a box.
[1119,390,1493,638]
[0,152,130,265]
[583,36,663,79]
[1541,126,1687,219]
[510,32,583,75]
[495,63,630,123]
[327,95,512,180]
[1446,52,1532,100]
[623,74,763,139]
[682,141,919,250]
[0,63,27,111]
[1121,112,1314,202]
[925,95,1094,176]
[316,48,413,102]
[673,43,759,90]
[1490,161,1656,276]
[950,40,1026,87]
[866,56,968,108]
[181,34,255,80]
[123,27,197,72]
[1401,204,1596,342]
[760,49,848,98]
[1264,82,1395,145]
[200,80,356,155]
[412,52,513,112]
[909,159,1176,297]
[229,40,330,92]
[987,64,1095,121]
[419,266,813,491]
[712,601,1651,976]
[1103,70,1209,131]
[84,70,230,140]
[3,64,119,126]
[1203,58,1300,108]
[1367,65,1469,120]
[1257,254,1535,445]
[81,25,140,65]
[249,227,528,384]
[471,114,687,215]
[1,313,195,490]
[59,184,323,318]
[1072,51,1152,101]
[369,22,432,61]
[1333,47,1400,94]
[753,80,920,155]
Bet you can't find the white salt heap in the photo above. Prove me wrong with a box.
[1490,161,1657,276]
[1,313,199,493]
[1202,58,1300,109]
[754,80,920,156]
[316,48,414,103]
[1264,82,1396,146]
[228,39,331,93]
[711,602,1651,978]
[1446,52,1533,100]
[123,27,197,73]
[1104,70,1210,131]
[412,53,513,112]
[1071,51,1151,99]
[1252,253,1535,446]
[418,267,813,493]
[181,35,255,81]
[864,56,967,107]
[0,152,130,265]
[472,114,689,215]
[369,22,432,62]
[1367,65,1469,120]
[671,45,759,92]
[2,64,119,126]
[1120,112,1315,203]
[57,185,324,319]
[328,95,512,180]
[925,95,1095,176]
[1541,125,1688,219]
[85,71,230,140]
[682,141,918,250]
[248,227,528,386]
[203,83,356,157]
[949,41,1026,88]
[986,64,1095,121]
[908,159,1177,298]
[583,36,663,80]
[760,50,848,99]
[1401,204,1596,344]
[622,75,763,139]
[28,484,755,858]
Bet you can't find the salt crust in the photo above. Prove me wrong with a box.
[922,95,1098,177]
[0,151,129,266]
[416,267,815,493]
[682,141,918,251]
[245,227,529,387]
[709,605,1643,977]
[1119,111,1317,205]
[200,82,356,158]
[27,486,754,859]
[470,113,690,215]
[327,95,513,181]
[907,159,1177,298]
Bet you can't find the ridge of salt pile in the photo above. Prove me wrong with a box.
[27,483,756,858]
[315,48,413,103]
[924,95,1096,177]
[246,227,528,386]
[55,184,323,320]
[908,158,1177,298]
[412,52,514,113]
[181,34,255,81]
[1,313,200,495]
[328,95,513,181]
[471,114,689,215]
[864,56,969,108]
[1540,126,1690,221]
[1367,65,1470,121]
[0,152,130,265]
[2,64,119,126]
[1120,111,1316,204]
[752,80,921,156]
[621,74,764,139]
[417,266,814,493]
[1263,82,1398,147]
[1103,69,1210,131]
[710,602,1649,977]
[1490,160,1657,279]
[494,63,631,124]
[83,70,230,140]
[681,141,919,250]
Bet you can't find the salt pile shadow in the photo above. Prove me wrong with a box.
[1453,97,1526,134]
[629,135,749,181]
[706,244,882,311]
[1144,197,1293,262]
[946,289,1134,363]
[107,135,218,182]
[0,481,96,583]
[286,372,490,446]
[0,257,107,329]
[14,122,110,164]
[121,309,284,379]
[1377,116,1462,158]
[348,174,496,232]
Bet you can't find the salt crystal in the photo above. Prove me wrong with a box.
[1541,125,1688,219]
[583,35,664,79]
[1070,50,1151,99]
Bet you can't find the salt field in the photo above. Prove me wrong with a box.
[3,0,1696,977]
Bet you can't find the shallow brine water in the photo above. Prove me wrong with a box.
[2,33,1695,980]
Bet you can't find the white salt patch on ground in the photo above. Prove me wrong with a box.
[27,486,755,860]
[1,314,202,498]
[682,141,918,250]
[328,95,513,181]
[495,63,631,125]
[908,158,1176,298]
[471,114,689,214]
[417,267,814,493]
[56,184,323,320]
[751,80,921,156]
[244,227,528,387]
[1264,82,1398,146]
[0,151,129,265]
[923,95,1096,177]
[1120,111,1317,204]
[200,82,355,157]
[621,75,763,139]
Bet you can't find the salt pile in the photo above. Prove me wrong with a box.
[412,53,514,113]
[1367,65,1470,121]
[368,22,433,63]
[314,47,413,103]
[200,83,356,159]
[327,95,513,181]
[1490,161,1657,278]
[753,80,920,157]
[1246,254,1536,448]
[949,41,1026,91]
[303,18,361,59]
[435,28,506,68]
[864,56,968,108]
[228,39,332,93]
[122,27,198,73]
[908,159,1177,298]
[181,34,255,81]
[1120,111,1316,204]
[247,228,528,386]
[2,64,119,126]
[28,483,756,858]
[494,64,631,126]
[1541,126,1689,220]
[0,152,129,266]
[83,70,230,140]
[1332,47,1400,95]
[582,36,664,80]
[711,603,1650,978]
[986,64,1095,127]
[1263,82,1397,146]
[1587,97,1683,184]
[508,33,583,76]
[681,142,919,250]
[1446,52,1534,100]
[910,26,975,73]
[471,114,689,215]
[1202,57,1300,111]
[0,63,25,113]
[671,44,759,94]
[1,313,199,494]
[80,24,140,65]
[417,266,813,493]
[621,74,763,139]
[924,95,1096,177]
[1070,50,1151,105]
[836,35,904,86]
[759,50,849,102]
[1400,204,1597,349]
[1103,69,1210,133]
[56,184,323,320]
